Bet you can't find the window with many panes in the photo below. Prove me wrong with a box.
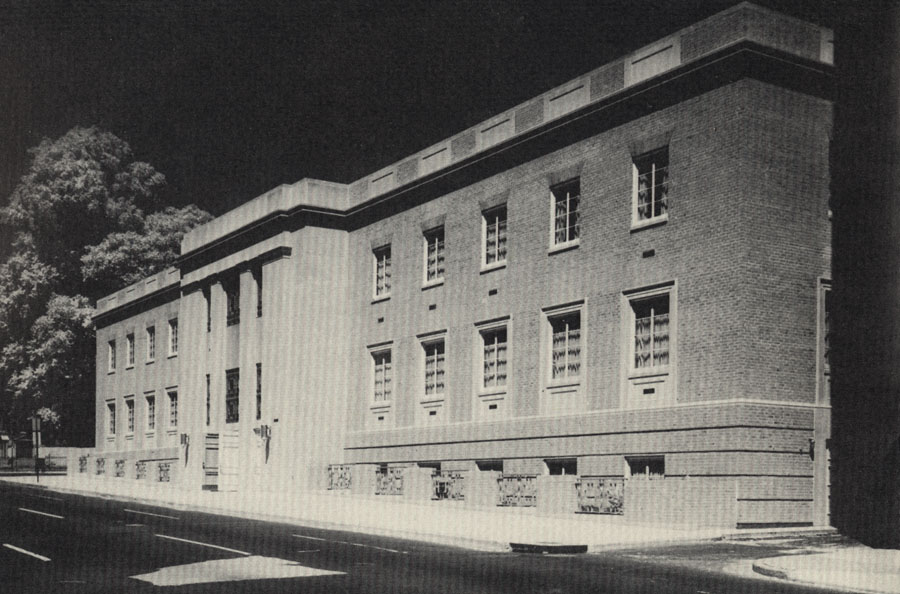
[423,340,445,395]
[373,245,391,298]
[633,147,669,226]
[225,369,239,424]
[551,179,580,247]
[168,318,178,356]
[372,350,392,402]
[126,333,135,367]
[820,281,832,404]
[146,394,155,431]
[107,401,116,435]
[126,398,135,434]
[481,327,508,389]
[108,340,116,372]
[549,311,581,381]
[146,326,155,362]
[631,294,670,371]
[482,205,507,268]
[168,390,178,428]
[256,363,262,420]
[423,227,445,285]
[225,281,240,326]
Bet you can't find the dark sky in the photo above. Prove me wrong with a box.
[1,0,835,218]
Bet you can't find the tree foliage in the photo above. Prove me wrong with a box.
[0,127,210,445]
[2,126,166,288]
[82,205,212,297]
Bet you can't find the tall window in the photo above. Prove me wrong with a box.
[168,390,178,428]
[820,282,832,404]
[225,281,240,326]
[107,401,116,435]
[483,205,508,267]
[481,327,508,389]
[146,394,156,431]
[126,398,135,434]
[423,340,445,395]
[423,227,445,284]
[255,363,262,420]
[168,318,178,356]
[632,295,670,370]
[373,350,392,402]
[204,286,211,332]
[108,340,116,372]
[550,312,581,380]
[633,147,669,225]
[254,268,263,317]
[126,333,135,367]
[146,326,156,362]
[373,245,392,298]
[205,374,211,426]
[225,368,240,424]
[551,179,580,246]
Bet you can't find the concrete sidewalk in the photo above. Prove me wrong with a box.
[753,548,900,594]
[2,475,735,552]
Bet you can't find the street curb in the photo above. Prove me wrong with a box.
[4,480,510,552]
[751,560,790,580]
[2,479,761,555]
[751,557,898,594]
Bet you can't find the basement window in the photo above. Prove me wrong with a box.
[627,456,665,479]
[545,458,577,476]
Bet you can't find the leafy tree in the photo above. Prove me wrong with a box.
[0,127,210,445]
[2,126,166,288]
[81,205,212,297]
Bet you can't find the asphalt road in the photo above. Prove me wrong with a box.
[0,481,836,593]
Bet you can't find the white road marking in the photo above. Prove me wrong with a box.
[32,494,63,502]
[18,507,63,519]
[3,543,51,562]
[348,542,406,554]
[124,508,179,520]
[296,549,319,553]
[131,555,344,586]
[155,534,251,556]
[293,534,405,553]
[126,523,144,527]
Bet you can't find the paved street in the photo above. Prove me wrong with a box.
[0,482,843,594]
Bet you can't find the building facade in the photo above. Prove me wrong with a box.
[84,3,834,528]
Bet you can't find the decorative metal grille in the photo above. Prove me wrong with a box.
[432,471,466,500]
[114,459,125,477]
[95,457,106,475]
[135,460,147,480]
[78,456,88,473]
[576,477,624,514]
[327,464,352,490]
[375,466,404,495]
[158,462,171,483]
[498,474,537,507]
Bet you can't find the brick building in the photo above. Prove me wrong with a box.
[83,3,834,528]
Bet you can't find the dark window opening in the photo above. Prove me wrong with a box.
[546,458,577,475]
[627,456,665,479]
[225,368,240,424]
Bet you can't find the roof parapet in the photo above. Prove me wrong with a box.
[94,267,180,317]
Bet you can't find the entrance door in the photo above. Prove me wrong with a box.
[202,433,219,491]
